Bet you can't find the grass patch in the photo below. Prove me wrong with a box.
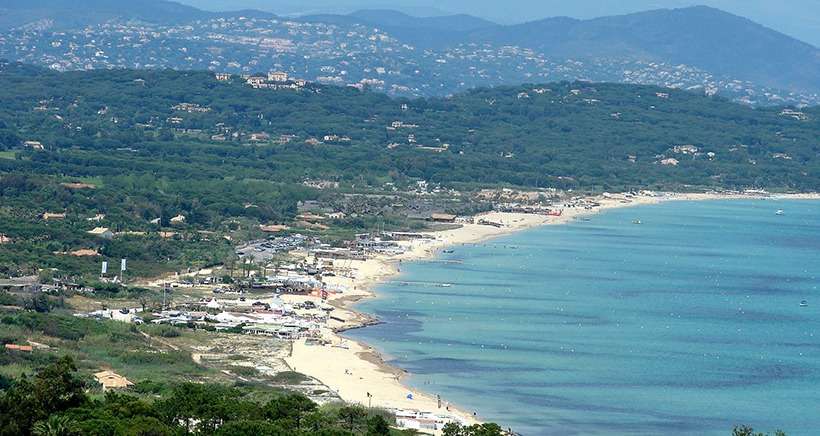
[0,151,15,160]
[230,366,261,378]
[270,371,309,385]
[0,309,217,387]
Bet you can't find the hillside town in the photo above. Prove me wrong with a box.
[1,15,816,107]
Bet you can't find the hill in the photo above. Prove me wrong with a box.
[0,0,274,30]
[466,6,820,93]
[298,9,495,48]
[302,6,820,93]
[0,2,818,102]
[0,63,817,276]
[347,9,496,32]
[0,63,817,192]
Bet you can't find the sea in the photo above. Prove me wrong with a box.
[345,200,820,435]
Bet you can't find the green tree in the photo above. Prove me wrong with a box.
[263,393,317,429]
[732,425,787,436]
[337,405,368,432]
[158,383,243,433]
[31,416,79,436]
[26,293,52,313]
[442,422,504,436]
[213,420,287,436]
[366,414,391,436]
[0,357,86,436]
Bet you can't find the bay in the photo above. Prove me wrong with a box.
[346,200,820,435]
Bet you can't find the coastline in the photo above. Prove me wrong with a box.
[283,191,820,430]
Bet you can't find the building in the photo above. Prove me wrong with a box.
[430,213,457,223]
[87,227,114,239]
[246,76,266,87]
[267,71,289,82]
[23,140,44,150]
[215,72,231,81]
[42,212,66,220]
[170,214,186,225]
[94,370,134,391]
[0,234,11,245]
[61,182,96,189]
[248,132,271,142]
[110,308,140,323]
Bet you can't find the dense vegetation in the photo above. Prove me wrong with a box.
[0,356,404,436]
[1,62,817,192]
[0,355,789,435]
[0,62,818,277]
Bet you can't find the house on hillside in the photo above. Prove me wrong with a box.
[94,370,134,391]
[61,182,96,190]
[248,132,270,142]
[267,71,289,82]
[430,213,457,223]
[4,344,33,352]
[87,227,114,239]
[42,212,66,220]
[23,140,44,150]
[170,215,186,225]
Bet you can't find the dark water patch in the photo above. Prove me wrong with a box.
[381,287,573,303]
[627,306,809,324]
[500,390,724,434]
[393,357,547,375]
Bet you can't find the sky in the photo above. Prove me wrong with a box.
[177,0,820,47]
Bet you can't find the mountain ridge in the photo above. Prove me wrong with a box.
[0,1,817,96]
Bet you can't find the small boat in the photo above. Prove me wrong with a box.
[442,249,454,254]
[439,283,452,288]
[776,209,785,216]
[800,300,808,307]
[632,219,642,225]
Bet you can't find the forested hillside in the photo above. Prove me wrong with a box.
[1,62,817,191]
[0,62,817,277]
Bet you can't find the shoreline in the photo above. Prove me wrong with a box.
[283,191,820,431]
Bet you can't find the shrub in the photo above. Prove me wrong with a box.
[270,371,309,385]
[157,327,180,338]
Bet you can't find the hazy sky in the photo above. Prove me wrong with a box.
[178,0,820,46]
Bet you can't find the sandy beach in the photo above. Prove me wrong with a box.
[283,190,820,430]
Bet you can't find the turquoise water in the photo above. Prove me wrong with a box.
[346,200,820,435]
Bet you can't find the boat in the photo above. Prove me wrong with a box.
[800,300,808,307]
[439,283,452,288]
[632,219,642,225]
[442,249,454,254]
[776,209,785,216]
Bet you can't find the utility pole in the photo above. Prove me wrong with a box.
[162,282,168,310]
